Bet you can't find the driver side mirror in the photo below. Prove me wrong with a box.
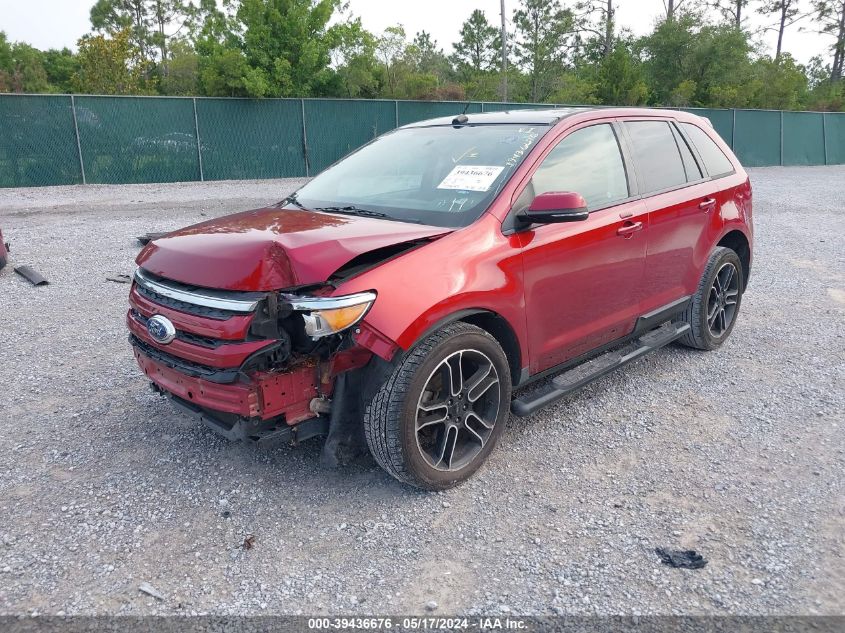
[520,191,589,224]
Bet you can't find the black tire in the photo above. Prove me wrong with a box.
[678,246,744,350]
[364,322,511,490]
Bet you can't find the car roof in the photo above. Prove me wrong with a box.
[401,107,584,127]
[401,106,705,128]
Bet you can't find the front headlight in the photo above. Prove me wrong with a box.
[283,291,377,339]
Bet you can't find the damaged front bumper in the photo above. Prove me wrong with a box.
[137,346,330,448]
[127,269,387,451]
[161,386,330,449]
[133,344,319,423]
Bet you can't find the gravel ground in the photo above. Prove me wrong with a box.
[0,168,843,617]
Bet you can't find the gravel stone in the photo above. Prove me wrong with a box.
[0,167,843,615]
[138,582,164,601]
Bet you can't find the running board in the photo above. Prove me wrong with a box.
[511,321,691,417]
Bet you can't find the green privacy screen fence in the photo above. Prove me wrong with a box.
[1,94,843,188]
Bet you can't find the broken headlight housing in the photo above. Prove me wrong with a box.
[284,291,377,339]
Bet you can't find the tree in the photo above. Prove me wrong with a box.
[406,32,446,75]
[9,44,51,93]
[405,31,452,86]
[88,0,195,86]
[399,32,460,99]
[640,14,752,106]
[193,0,248,96]
[512,0,577,102]
[0,34,54,94]
[804,54,845,108]
[759,0,805,62]
[811,0,845,81]
[148,0,193,74]
[199,48,251,96]
[576,0,616,58]
[0,33,14,91]
[158,38,198,94]
[376,25,406,98]
[72,29,152,94]
[0,0,841,110]
[452,10,499,72]
[746,54,808,108]
[450,10,502,100]
[330,18,381,98]
[90,0,152,61]
[236,0,340,97]
[594,41,648,104]
[42,49,80,93]
[639,15,693,102]
[711,0,749,27]
[368,28,460,100]
[663,0,697,20]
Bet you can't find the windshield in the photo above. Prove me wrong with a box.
[291,124,548,228]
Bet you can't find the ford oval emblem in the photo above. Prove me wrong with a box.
[147,315,176,345]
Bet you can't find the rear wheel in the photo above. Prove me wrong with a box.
[678,246,744,350]
[364,322,511,490]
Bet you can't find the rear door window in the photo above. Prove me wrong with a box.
[624,121,687,194]
[671,124,702,182]
[529,124,629,211]
[680,122,734,177]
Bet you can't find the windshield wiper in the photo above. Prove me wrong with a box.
[281,194,308,210]
[294,202,422,224]
[315,205,390,219]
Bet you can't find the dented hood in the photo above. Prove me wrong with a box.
[135,206,451,291]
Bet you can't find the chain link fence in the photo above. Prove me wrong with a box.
[1,94,843,188]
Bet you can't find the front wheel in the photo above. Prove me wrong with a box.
[678,246,744,350]
[364,322,511,490]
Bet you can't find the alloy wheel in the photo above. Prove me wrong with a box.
[415,349,501,472]
[707,262,740,337]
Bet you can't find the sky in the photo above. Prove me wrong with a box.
[0,0,834,66]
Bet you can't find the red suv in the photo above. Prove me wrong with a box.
[129,107,752,490]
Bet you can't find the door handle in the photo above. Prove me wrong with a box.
[617,221,643,236]
[699,198,717,211]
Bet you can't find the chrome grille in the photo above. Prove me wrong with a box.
[134,269,262,314]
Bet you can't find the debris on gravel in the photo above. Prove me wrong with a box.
[655,548,708,570]
[13,264,49,286]
[138,582,164,601]
[0,167,843,616]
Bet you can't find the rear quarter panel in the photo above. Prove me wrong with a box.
[690,115,754,249]
[658,114,753,296]
[700,118,754,282]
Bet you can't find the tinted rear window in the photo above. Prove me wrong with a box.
[680,122,734,177]
[624,121,687,194]
[672,124,702,182]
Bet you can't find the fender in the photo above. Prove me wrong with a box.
[401,308,507,350]
[334,213,530,370]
